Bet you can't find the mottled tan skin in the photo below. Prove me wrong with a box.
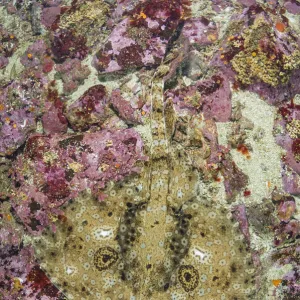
[32,66,257,299]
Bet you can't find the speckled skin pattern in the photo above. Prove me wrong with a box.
[32,67,256,299]
[1,1,300,299]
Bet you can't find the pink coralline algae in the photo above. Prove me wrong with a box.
[66,84,111,131]
[0,110,36,156]
[198,74,232,122]
[41,4,61,29]
[237,0,256,6]
[282,167,300,195]
[274,220,300,246]
[276,135,299,173]
[247,70,300,106]
[21,40,47,68]
[282,268,300,297]
[232,204,251,244]
[0,207,61,300]
[42,99,68,134]
[0,26,18,69]
[211,5,300,105]
[284,0,300,14]
[275,103,300,195]
[51,29,89,62]
[93,18,148,72]
[128,0,190,37]
[0,245,35,299]
[11,129,147,234]
[181,17,218,46]
[271,192,299,247]
[221,156,249,200]
[166,73,232,122]
[93,0,191,73]
[211,0,234,12]
[110,89,142,125]
[55,58,91,95]
[0,241,62,299]
[0,75,49,156]
[20,40,54,74]
[277,199,296,222]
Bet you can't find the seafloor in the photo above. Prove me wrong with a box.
[0,0,299,299]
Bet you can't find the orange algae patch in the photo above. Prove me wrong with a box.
[272,279,282,287]
[237,144,251,159]
[275,22,285,32]
[139,11,147,19]
[214,176,222,182]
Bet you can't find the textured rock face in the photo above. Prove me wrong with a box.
[0,0,300,299]
[66,85,111,131]
[11,129,146,235]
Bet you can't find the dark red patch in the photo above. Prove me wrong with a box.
[237,144,251,158]
[51,29,88,62]
[278,106,291,119]
[129,0,190,37]
[25,135,51,160]
[68,84,107,130]
[94,51,111,72]
[197,75,224,96]
[291,139,300,162]
[78,85,106,116]
[27,266,51,291]
[117,44,143,69]
[42,59,54,73]
[244,189,251,197]
[42,167,70,200]
[47,80,60,102]
[27,266,61,297]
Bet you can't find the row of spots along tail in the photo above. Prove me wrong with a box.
[31,64,256,299]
